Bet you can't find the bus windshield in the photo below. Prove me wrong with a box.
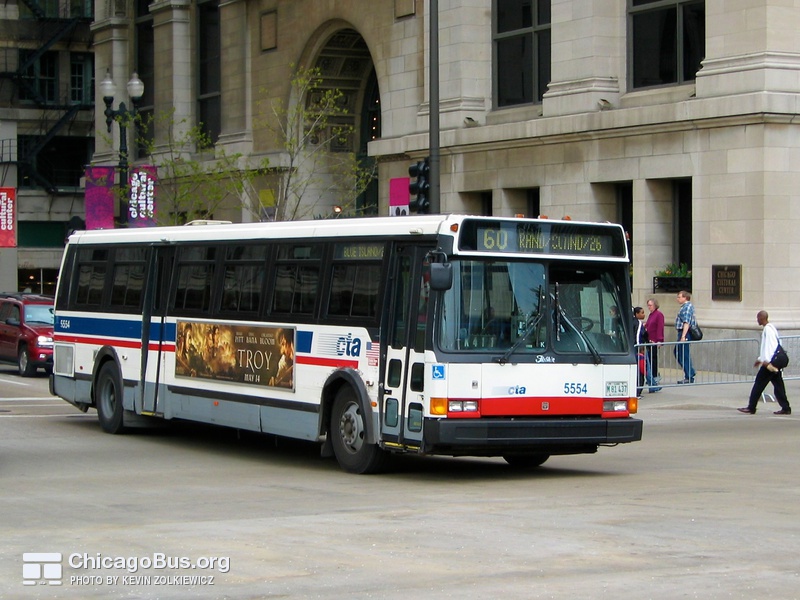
[437,259,630,356]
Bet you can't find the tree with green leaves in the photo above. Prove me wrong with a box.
[261,65,377,221]
[133,110,269,225]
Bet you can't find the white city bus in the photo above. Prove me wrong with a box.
[51,215,642,473]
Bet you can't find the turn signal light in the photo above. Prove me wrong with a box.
[431,397,448,415]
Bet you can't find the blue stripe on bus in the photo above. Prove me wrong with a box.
[55,315,142,340]
[55,316,178,343]
[149,321,177,342]
[57,315,312,350]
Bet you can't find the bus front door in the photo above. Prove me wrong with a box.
[381,245,431,451]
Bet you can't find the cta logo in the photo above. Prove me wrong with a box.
[336,333,362,358]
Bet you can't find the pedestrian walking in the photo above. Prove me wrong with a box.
[674,290,696,383]
[738,311,791,415]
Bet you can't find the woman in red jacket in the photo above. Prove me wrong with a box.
[645,298,665,392]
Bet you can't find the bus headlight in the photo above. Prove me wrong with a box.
[448,400,478,413]
[603,400,629,413]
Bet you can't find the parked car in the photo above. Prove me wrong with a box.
[0,293,55,376]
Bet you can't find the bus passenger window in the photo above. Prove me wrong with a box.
[111,263,145,310]
[272,266,319,315]
[272,244,322,316]
[175,264,214,312]
[74,247,109,308]
[221,245,266,314]
[329,264,381,319]
[75,264,106,307]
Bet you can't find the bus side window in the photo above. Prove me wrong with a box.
[74,247,108,308]
[271,244,322,317]
[56,246,76,310]
[328,264,381,319]
[173,246,216,313]
[109,247,148,312]
[220,244,267,315]
[272,265,319,315]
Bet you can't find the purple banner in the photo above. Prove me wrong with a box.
[84,166,115,230]
[0,187,16,247]
[128,166,157,227]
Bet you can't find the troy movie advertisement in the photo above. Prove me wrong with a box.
[175,321,294,390]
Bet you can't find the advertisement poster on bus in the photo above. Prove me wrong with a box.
[175,321,294,390]
[0,187,16,247]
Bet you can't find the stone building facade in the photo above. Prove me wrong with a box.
[21,0,800,334]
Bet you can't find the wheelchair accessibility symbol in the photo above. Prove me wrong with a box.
[432,365,446,380]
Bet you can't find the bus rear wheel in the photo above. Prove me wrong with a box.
[95,362,125,434]
[503,453,550,469]
[330,388,386,474]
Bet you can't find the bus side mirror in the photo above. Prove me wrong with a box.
[429,262,453,291]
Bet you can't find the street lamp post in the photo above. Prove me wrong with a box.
[99,71,145,225]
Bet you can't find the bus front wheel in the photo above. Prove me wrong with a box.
[503,453,550,469]
[330,388,386,474]
[95,362,125,434]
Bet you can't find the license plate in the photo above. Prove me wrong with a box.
[605,381,629,397]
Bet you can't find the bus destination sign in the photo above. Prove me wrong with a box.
[334,243,385,260]
[459,220,623,258]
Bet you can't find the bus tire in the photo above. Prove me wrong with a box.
[95,362,125,434]
[330,387,386,474]
[503,453,550,469]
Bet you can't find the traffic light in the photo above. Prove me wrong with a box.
[408,157,430,214]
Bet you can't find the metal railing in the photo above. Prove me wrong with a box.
[635,335,800,390]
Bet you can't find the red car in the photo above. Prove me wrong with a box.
[0,293,55,376]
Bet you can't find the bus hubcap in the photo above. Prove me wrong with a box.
[339,404,364,452]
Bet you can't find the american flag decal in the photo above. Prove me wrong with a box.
[366,341,380,367]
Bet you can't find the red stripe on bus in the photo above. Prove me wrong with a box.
[54,335,175,353]
[150,343,176,352]
[54,334,142,349]
[296,355,359,369]
[479,396,604,416]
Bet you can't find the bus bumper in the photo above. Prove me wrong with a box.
[421,417,643,456]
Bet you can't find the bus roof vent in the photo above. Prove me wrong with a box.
[184,220,233,226]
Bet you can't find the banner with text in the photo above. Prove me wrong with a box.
[128,166,157,227]
[0,187,17,247]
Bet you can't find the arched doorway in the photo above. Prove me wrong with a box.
[309,28,380,215]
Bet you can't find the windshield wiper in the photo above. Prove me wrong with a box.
[496,285,543,365]
[554,283,602,365]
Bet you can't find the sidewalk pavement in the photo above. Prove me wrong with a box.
[637,378,800,413]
